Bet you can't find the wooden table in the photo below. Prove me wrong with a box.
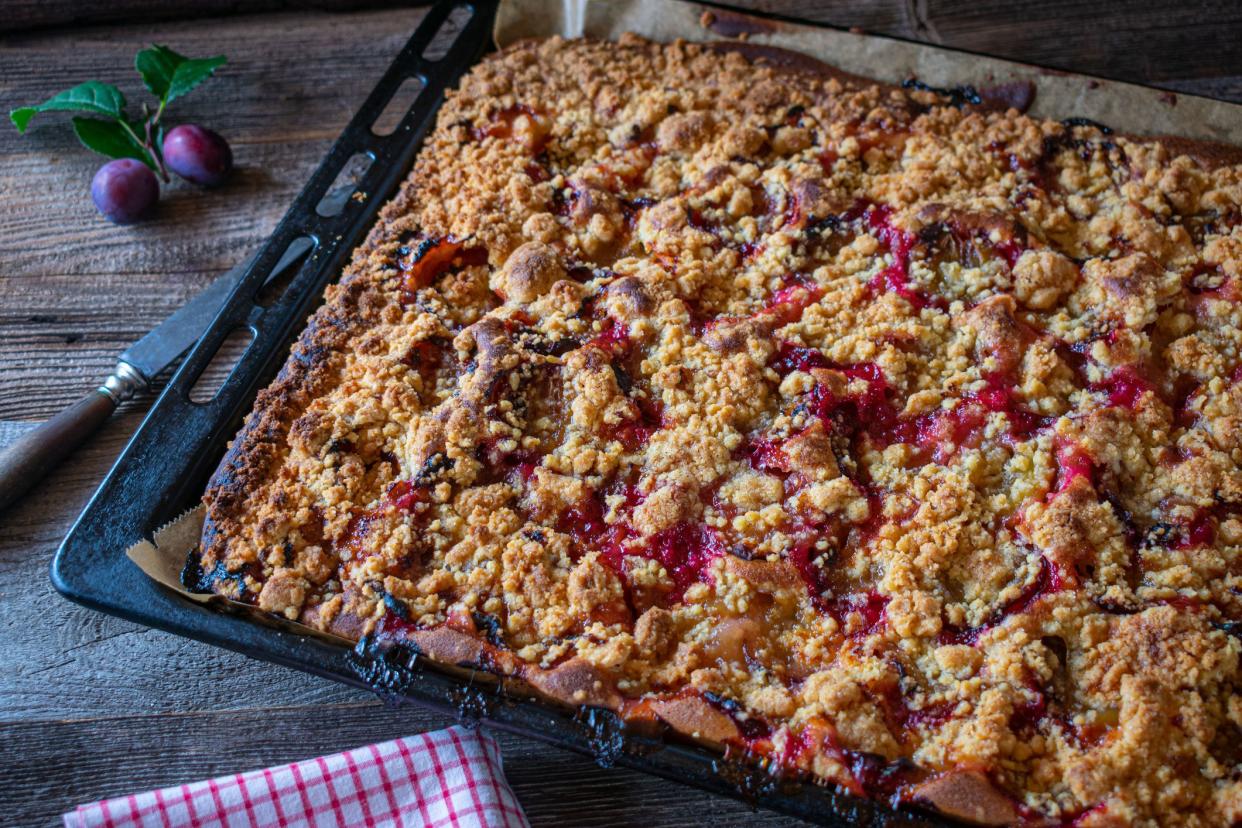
[1,3,1237,825]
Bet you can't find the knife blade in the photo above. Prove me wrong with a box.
[123,178,355,383]
[0,183,353,512]
[119,235,314,383]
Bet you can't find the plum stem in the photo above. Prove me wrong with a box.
[116,117,168,183]
[141,117,170,183]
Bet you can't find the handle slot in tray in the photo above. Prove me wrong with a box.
[50,4,941,825]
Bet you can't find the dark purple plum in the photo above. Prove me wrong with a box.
[162,124,233,187]
[90,158,159,224]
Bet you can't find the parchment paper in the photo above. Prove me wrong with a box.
[127,504,355,643]
[495,0,1240,144]
[127,505,214,603]
[129,0,1240,613]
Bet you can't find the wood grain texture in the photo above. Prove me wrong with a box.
[0,0,412,33]
[0,6,808,826]
[739,0,1242,96]
[3,704,805,827]
[9,0,1237,95]
[0,2,1236,826]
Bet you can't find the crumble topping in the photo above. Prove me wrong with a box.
[201,35,1242,826]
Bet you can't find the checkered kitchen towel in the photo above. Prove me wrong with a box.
[63,726,530,828]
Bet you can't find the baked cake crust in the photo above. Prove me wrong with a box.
[199,34,1242,826]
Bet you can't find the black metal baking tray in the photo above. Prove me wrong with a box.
[48,2,956,824]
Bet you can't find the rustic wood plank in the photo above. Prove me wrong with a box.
[738,0,1242,97]
[1162,75,1242,104]
[0,3,1232,419]
[0,10,421,274]
[1,703,807,827]
[0,8,799,827]
[912,0,1242,86]
[1,1,413,34]
[0,6,448,726]
[0,8,432,421]
[0,3,1237,827]
[0,410,368,722]
[9,0,1242,97]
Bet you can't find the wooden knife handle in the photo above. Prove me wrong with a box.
[0,362,147,512]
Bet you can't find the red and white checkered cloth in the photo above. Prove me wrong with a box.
[63,726,530,828]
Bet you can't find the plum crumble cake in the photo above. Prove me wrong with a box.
[198,34,1242,826]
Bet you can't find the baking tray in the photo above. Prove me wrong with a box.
[47,3,945,824]
[55,1,1230,824]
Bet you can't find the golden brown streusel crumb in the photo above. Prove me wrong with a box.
[201,35,1242,826]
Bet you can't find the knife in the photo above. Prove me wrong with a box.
[0,185,350,513]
